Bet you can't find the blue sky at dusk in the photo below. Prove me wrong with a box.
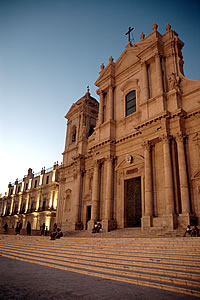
[0,0,200,195]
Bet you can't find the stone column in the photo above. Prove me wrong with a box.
[176,133,190,214]
[98,92,104,125]
[104,157,113,220]
[91,161,99,221]
[142,62,149,101]
[155,54,163,95]
[162,135,175,214]
[143,141,153,228]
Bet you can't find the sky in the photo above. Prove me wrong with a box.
[0,0,200,195]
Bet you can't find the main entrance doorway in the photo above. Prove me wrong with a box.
[124,176,141,227]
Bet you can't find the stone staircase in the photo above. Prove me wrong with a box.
[64,227,185,238]
[0,234,200,298]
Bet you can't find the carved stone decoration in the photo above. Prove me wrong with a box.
[64,189,72,212]
[160,134,171,143]
[125,154,133,164]
[73,172,77,180]
[193,131,200,141]
[142,140,151,150]
[140,32,145,40]
[152,23,158,32]
[100,63,104,71]
[109,56,114,63]
[168,72,181,91]
[175,132,186,143]
[165,24,171,31]
[80,125,86,138]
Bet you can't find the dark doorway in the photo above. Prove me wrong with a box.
[124,176,141,227]
[86,205,91,230]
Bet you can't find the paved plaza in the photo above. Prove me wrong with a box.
[0,234,199,299]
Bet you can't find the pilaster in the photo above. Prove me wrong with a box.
[162,134,175,214]
[155,54,163,95]
[143,141,153,228]
[91,160,99,221]
[176,133,190,214]
[142,62,149,101]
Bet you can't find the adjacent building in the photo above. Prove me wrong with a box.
[0,164,59,233]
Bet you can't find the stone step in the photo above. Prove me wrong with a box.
[0,226,187,237]
[0,235,200,297]
[1,241,200,262]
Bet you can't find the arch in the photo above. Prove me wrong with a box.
[115,153,144,171]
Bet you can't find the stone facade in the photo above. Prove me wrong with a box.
[0,164,59,233]
[57,24,200,232]
[1,24,200,234]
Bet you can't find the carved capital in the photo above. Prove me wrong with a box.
[160,134,171,143]
[93,160,99,169]
[175,132,186,143]
[105,155,114,162]
[142,140,151,150]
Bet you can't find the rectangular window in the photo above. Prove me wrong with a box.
[25,183,28,190]
[34,180,37,188]
[17,186,21,193]
[126,90,136,116]
[46,176,49,184]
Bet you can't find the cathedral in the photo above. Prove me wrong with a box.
[1,24,200,233]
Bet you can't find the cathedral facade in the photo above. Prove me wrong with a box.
[1,24,200,234]
[56,24,200,232]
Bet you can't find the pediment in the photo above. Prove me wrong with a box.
[65,103,76,117]
[95,62,115,87]
[115,37,157,76]
[115,46,140,76]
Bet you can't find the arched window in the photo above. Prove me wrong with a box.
[125,90,136,116]
[88,125,94,137]
[72,126,76,142]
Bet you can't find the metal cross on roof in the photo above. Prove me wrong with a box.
[125,26,134,42]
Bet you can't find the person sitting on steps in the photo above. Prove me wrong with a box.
[50,227,63,240]
[183,225,192,237]
[92,222,98,233]
[191,225,199,237]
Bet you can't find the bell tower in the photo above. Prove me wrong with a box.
[63,87,99,165]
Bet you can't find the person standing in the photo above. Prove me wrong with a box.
[27,221,31,236]
[19,221,22,234]
[3,223,8,233]
[53,223,57,232]
[40,223,45,236]
[15,222,19,234]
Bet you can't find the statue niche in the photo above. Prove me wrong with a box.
[64,189,72,212]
